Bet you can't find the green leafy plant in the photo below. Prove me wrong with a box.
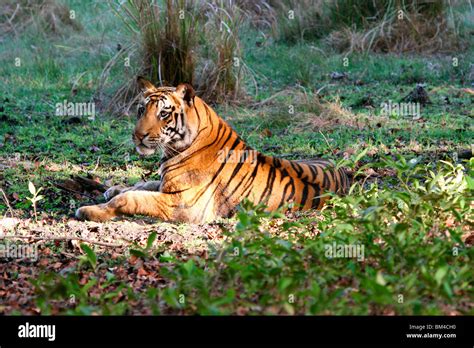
[129,231,158,259]
[79,243,98,271]
[26,181,44,222]
[31,271,131,315]
[150,155,473,315]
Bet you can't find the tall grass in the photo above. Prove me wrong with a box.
[102,0,249,113]
[197,1,247,102]
[271,0,327,44]
[112,0,199,86]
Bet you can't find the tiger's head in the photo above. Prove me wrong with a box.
[133,77,198,157]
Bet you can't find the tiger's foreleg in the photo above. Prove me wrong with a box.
[103,180,161,201]
[75,191,177,222]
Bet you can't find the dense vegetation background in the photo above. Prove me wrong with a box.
[0,0,473,315]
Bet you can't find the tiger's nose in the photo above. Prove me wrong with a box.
[134,131,149,142]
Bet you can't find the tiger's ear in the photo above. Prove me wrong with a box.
[175,83,195,106]
[137,76,156,94]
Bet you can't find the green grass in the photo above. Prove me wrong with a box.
[0,0,472,315]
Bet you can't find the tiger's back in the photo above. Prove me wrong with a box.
[153,103,350,223]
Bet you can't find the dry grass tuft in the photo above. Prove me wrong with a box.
[101,0,202,115]
[254,89,379,131]
[292,92,365,131]
[196,1,252,103]
[112,0,200,86]
[101,0,253,114]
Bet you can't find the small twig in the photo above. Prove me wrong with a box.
[319,130,335,154]
[0,188,15,217]
[93,156,101,172]
[6,4,20,37]
[1,234,123,248]
[70,71,87,96]
[315,84,335,96]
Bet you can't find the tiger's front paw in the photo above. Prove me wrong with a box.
[75,204,116,222]
[104,185,126,201]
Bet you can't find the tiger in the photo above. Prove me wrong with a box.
[75,77,351,223]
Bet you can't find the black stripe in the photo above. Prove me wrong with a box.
[188,136,242,206]
[272,158,282,168]
[288,180,295,201]
[162,187,190,194]
[307,165,317,181]
[300,182,309,208]
[322,167,329,189]
[199,179,223,222]
[309,183,321,209]
[328,168,336,189]
[163,121,226,173]
[218,144,252,207]
[337,168,345,193]
[227,148,248,184]
[203,103,213,123]
[258,165,277,204]
[278,181,291,207]
[240,161,261,198]
[290,161,303,177]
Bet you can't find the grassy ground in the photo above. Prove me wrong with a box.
[0,1,473,315]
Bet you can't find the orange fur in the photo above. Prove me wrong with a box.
[76,78,350,223]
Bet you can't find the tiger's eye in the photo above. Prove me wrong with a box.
[160,110,170,119]
[137,105,145,119]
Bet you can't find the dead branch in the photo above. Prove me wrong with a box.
[72,175,108,192]
[53,182,98,201]
[1,234,123,248]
